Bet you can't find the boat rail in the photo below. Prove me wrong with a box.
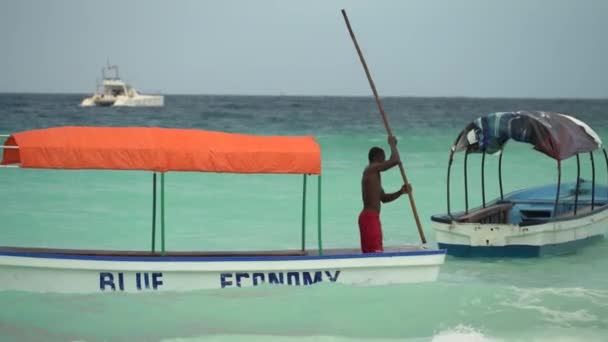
[0,143,18,167]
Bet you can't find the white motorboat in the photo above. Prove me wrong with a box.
[80,63,164,107]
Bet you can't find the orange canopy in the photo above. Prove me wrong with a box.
[1,126,321,174]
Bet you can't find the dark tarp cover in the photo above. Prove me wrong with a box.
[452,111,602,161]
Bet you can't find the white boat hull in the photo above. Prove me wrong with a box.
[113,94,164,107]
[80,95,164,107]
[0,248,445,293]
[433,207,608,257]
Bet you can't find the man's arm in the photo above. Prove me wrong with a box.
[381,184,412,203]
[367,158,400,173]
[367,136,401,173]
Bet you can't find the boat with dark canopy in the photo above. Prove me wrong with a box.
[431,111,608,257]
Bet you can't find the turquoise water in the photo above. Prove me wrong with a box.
[1,94,608,341]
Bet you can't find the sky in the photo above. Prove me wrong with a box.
[0,0,607,98]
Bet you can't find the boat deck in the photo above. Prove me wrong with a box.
[432,182,608,226]
[0,245,427,258]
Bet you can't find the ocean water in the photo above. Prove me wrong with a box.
[0,93,608,341]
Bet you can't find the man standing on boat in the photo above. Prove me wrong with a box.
[359,136,411,253]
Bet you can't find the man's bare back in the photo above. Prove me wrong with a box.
[362,168,383,212]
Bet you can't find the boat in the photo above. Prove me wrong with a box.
[80,63,164,107]
[0,126,445,293]
[432,111,608,257]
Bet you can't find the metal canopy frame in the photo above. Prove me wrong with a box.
[446,146,608,218]
[148,173,324,256]
[1,141,324,256]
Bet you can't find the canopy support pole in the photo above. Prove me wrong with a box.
[301,174,307,252]
[151,172,157,252]
[603,149,608,199]
[317,175,323,255]
[464,149,469,214]
[574,154,580,215]
[447,151,454,216]
[553,160,561,217]
[590,152,596,210]
[498,150,504,200]
[161,172,166,255]
[481,150,486,208]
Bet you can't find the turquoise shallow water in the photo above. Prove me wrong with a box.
[1,94,608,341]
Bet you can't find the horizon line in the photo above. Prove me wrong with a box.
[0,91,607,101]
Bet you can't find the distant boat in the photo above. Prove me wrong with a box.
[81,63,164,107]
[432,111,608,257]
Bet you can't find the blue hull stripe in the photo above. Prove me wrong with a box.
[0,249,446,262]
[439,235,604,258]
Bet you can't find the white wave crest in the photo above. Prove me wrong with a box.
[501,287,602,325]
[431,324,499,342]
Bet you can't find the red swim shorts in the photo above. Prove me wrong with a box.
[358,210,383,253]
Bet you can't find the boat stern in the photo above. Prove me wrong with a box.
[432,210,608,257]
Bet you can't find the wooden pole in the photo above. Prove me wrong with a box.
[341,9,427,244]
